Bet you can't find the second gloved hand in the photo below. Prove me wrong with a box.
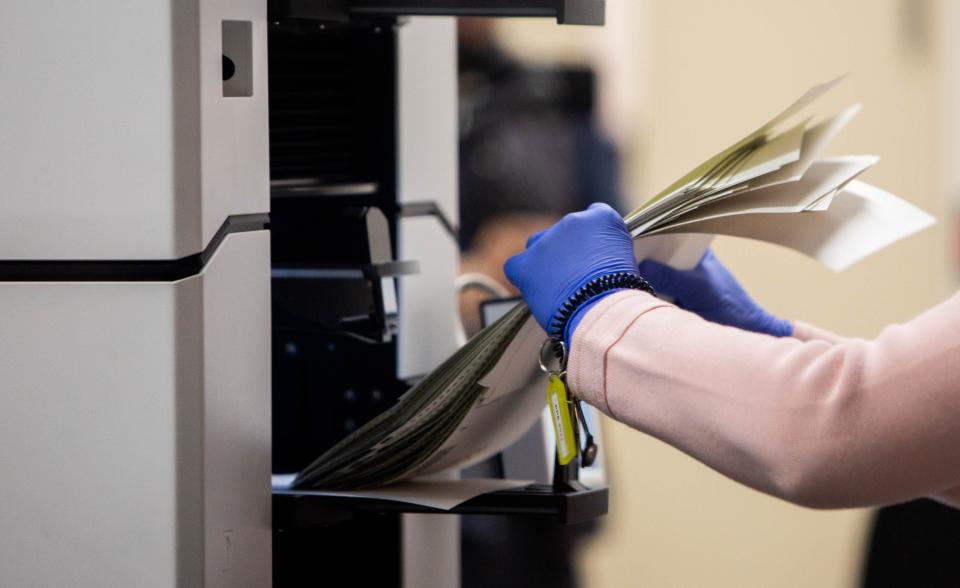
[504,203,641,347]
[638,250,793,337]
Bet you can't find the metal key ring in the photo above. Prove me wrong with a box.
[538,338,566,377]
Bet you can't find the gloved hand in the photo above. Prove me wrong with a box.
[504,203,640,347]
[638,250,793,337]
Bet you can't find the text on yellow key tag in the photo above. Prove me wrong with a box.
[547,374,577,465]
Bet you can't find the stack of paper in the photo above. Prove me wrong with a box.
[292,78,935,490]
[294,302,542,489]
[627,76,934,270]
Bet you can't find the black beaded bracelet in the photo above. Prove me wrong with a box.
[548,272,655,361]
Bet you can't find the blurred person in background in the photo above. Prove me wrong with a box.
[457,17,622,336]
[456,18,623,588]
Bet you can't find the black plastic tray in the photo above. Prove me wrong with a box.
[274,483,608,527]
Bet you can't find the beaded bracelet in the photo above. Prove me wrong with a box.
[547,271,655,360]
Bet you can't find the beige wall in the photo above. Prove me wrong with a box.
[497,1,954,586]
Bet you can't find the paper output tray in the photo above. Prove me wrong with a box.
[273,483,609,527]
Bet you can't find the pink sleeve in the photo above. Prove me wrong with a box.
[567,290,960,509]
[792,321,847,344]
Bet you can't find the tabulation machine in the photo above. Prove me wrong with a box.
[0,1,603,586]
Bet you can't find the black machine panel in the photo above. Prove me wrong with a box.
[268,21,395,197]
[269,0,605,25]
[268,9,609,588]
[267,0,606,481]
[269,19,407,474]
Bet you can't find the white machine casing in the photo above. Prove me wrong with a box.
[0,0,576,584]
[0,1,272,586]
[0,0,269,260]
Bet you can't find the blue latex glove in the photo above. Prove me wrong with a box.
[504,203,640,347]
[638,250,793,337]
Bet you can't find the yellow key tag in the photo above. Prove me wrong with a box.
[547,374,577,465]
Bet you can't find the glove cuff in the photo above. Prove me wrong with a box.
[548,272,655,358]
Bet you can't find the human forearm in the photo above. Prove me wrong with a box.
[502,203,960,509]
[568,290,960,509]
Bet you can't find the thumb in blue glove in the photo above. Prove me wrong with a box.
[638,250,792,337]
[504,203,641,348]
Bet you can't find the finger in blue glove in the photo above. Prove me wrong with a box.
[638,250,793,337]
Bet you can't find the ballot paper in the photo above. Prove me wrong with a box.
[627,75,848,232]
[294,302,541,489]
[292,77,935,491]
[628,78,933,271]
[651,180,935,272]
[405,316,545,477]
